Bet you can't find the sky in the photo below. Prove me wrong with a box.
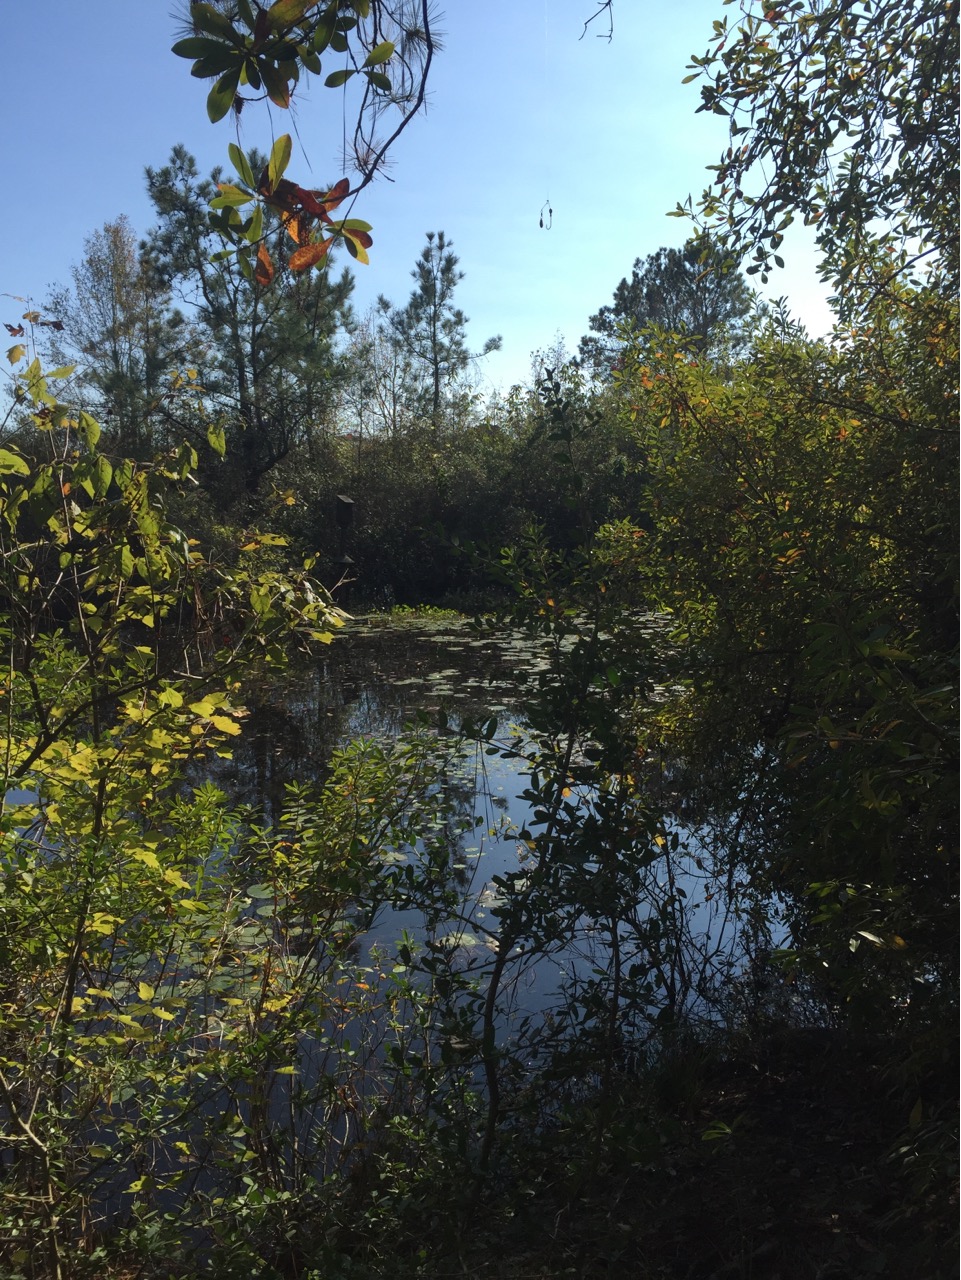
[1,1,834,394]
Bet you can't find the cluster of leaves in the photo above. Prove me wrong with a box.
[171,0,435,279]
[617,283,958,1027]
[174,0,396,122]
[211,135,373,287]
[677,0,959,303]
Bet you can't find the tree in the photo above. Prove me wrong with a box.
[45,217,188,457]
[677,0,960,308]
[145,146,356,498]
[376,231,501,427]
[578,235,754,375]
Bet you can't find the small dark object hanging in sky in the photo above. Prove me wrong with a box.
[539,199,553,230]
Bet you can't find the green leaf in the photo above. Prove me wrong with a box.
[266,0,309,28]
[0,448,29,476]
[78,411,101,448]
[207,67,241,123]
[228,142,256,188]
[189,2,236,40]
[268,133,293,189]
[211,183,253,209]
[207,424,227,458]
[172,36,231,59]
[92,455,113,499]
[324,68,354,88]
[363,40,394,67]
[246,203,264,243]
[365,70,391,92]
[260,58,292,108]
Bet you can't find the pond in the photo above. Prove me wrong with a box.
[216,614,782,1035]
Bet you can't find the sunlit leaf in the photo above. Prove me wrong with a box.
[268,133,293,190]
[266,0,309,29]
[0,449,29,476]
[254,243,275,286]
[207,423,227,458]
[228,142,256,188]
[363,40,394,66]
[288,239,332,271]
[343,232,370,265]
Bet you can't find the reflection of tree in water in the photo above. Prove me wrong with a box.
[211,621,523,817]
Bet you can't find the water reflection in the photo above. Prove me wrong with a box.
[211,617,780,1032]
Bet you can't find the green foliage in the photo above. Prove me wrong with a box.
[171,1,435,274]
[677,0,959,305]
[579,234,756,375]
[619,286,958,1026]
[375,231,502,428]
[144,145,356,500]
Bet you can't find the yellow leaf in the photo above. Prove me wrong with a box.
[131,848,161,871]
[210,714,242,735]
[139,982,155,1001]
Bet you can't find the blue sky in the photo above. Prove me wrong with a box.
[2,2,833,392]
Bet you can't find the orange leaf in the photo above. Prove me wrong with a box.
[322,177,350,210]
[289,239,333,272]
[282,212,311,244]
[254,243,275,286]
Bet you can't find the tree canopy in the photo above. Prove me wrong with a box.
[578,235,755,374]
[676,0,960,307]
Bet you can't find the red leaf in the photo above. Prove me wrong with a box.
[289,239,332,272]
[4,323,25,336]
[296,187,328,217]
[254,243,275,286]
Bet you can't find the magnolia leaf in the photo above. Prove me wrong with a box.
[211,183,253,208]
[188,2,236,40]
[171,35,230,59]
[343,232,370,265]
[325,68,354,88]
[289,239,332,271]
[363,40,394,67]
[266,0,309,28]
[254,243,275,286]
[260,58,292,108]
[268,133,293,190]
[246,203,264,243]
[207,66,240,122]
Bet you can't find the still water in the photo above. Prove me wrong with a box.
[215,615,777,1029]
